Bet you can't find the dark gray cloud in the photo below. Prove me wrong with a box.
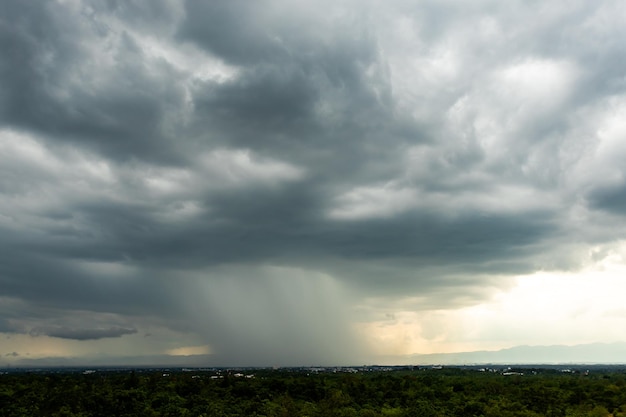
[0,0,188,163]
[1,0,626,365]
[0,318,20,334]
[180,0,289,65]
[595,192,626,215]
[30,326,137,341]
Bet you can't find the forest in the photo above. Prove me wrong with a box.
[1,366,625,416]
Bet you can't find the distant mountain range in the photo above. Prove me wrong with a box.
[385,342,626,365]
[4,342,626,368]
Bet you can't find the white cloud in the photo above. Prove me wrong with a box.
[327,184,418,220]
[198,148,305,187]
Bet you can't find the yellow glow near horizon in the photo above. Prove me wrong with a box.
[166,345,211,356]
[360,243,626,357]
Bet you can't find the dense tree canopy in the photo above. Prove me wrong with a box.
[1,367,625,416]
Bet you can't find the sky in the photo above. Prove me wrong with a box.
[1,0,626,367]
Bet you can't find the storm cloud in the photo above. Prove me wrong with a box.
[2,0,626,365]
[30,326,138,341]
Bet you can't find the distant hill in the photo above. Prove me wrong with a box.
[5,342,626,368]
[385,342,626,365]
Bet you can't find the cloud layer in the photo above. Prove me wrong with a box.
[2,0,626,365]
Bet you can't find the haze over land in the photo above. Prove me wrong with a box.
[2,0,626,367]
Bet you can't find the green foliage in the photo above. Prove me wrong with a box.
[0,367,625,416]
